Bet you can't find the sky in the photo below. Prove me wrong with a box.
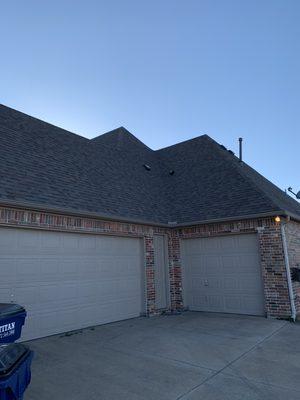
[0,0,299,197]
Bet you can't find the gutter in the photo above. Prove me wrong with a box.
[280,216,297,321]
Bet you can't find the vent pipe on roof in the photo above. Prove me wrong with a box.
[238,138,243,162]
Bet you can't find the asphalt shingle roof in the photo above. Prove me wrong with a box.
[0,104,299,225]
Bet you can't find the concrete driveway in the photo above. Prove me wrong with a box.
[24,312,300,400]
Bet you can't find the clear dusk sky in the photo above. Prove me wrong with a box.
[1,1,299,197]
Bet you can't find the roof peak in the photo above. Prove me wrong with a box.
[91,126,152,150]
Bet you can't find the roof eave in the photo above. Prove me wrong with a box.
[0,200,297,229]
[0,199,170,228]
[173,211,287,228]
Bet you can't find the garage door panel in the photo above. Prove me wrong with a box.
[38,284,63,303]
[207,295,224,310]
[62,234,80,250]
[220,236,238,252]
[0,287,12,302]
[0,227,143,340]
[81,261,98,275]
[0,259,16,281]
[78,282,99,299]
[223,277,239,290]
[41,232,60,249]
[183,234,265,316]
[237,234,258,250]
[238,275,264,292]
[16,260,41,281]
[0,229,17,250]
[17,230,41,249]
[201,237,221,252]
[221,255,239,271]
[59,260,79,278]
[224,296,243,312]
[13,286,38,311]
[79,236,97,250]
[189,256,221,276]
[235,254,259,271]
[39,259,61,280]
[190,257,204,273]
[203,255,222,272]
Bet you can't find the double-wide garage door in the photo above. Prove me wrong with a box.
[0,227,144,340]
[182,234,265,316]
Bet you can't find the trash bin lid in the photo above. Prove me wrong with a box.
[0,344,29,376]
[0,304,26,318]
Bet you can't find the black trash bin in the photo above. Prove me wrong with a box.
[0,304,27,344]
[0,343,33,400]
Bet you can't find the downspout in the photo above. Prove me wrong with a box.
[280,217,297,321]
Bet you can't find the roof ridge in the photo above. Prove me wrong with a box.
[0,103,89,141]
[155,134,210,152]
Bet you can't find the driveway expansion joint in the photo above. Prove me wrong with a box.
[175,321,289,400]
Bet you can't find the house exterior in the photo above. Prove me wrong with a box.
[0,104,299,341]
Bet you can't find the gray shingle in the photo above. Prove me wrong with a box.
[0,104,299,225]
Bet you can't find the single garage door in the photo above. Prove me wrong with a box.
[182,234,265,316]
[0,227,144,340]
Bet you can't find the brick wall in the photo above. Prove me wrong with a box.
[286,220,300,314]
[258,223,291,318]
[145,235,156,314]
[167,232,183,310]
[170,217,292,318]
[0,206,296,319]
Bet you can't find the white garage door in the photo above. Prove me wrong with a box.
[182,234,265,316]
[0,227,144,340]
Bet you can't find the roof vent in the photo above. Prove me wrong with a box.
[228,150,235,155]
[220,144,227,150]
[143,164,151,171]
[169,170,175,175]
[238,138,243,162]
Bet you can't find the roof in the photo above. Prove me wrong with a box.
[0,104,299,226]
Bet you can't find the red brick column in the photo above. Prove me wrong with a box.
[258,224,291,318]
[167,232,183,310]
[145,235,155,315]
[286,221,300,314]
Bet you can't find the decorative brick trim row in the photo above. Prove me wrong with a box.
[0,207,166,237]
[176,217,276,237]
